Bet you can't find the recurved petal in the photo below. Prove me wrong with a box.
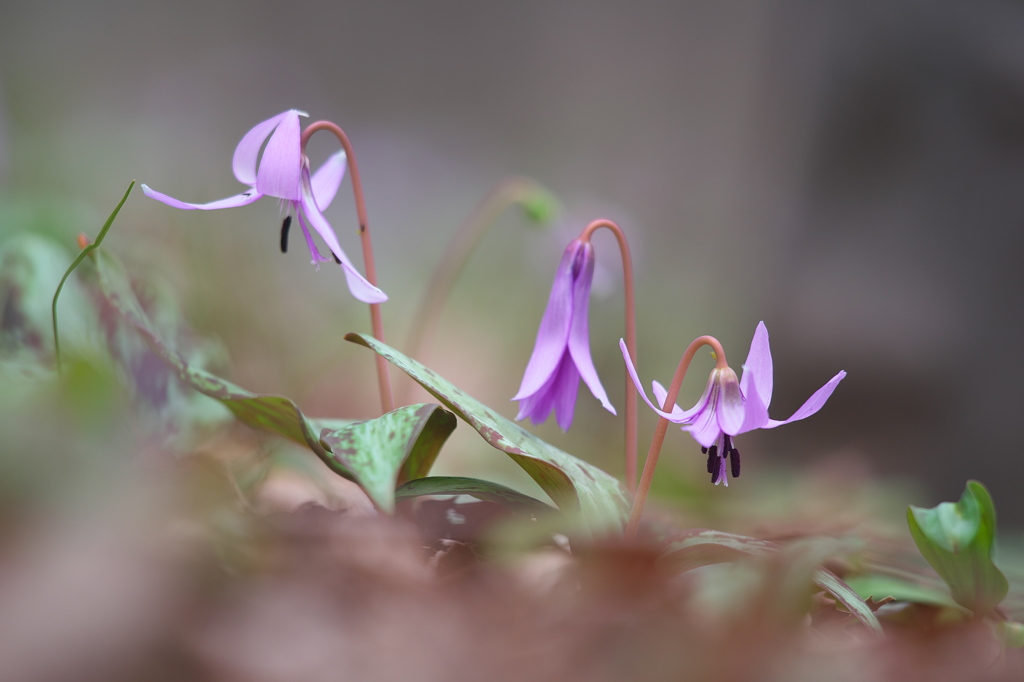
[762,370,847,429]
[619,339,690,422]
[512,241,579,400]
[141,184,263,210]
[737,369,770,433]
[650,382,689,420]
[299,170,388,304]
[256,110,303,201]
[740,321,774,408]
[566,242,615,415]
[232,110,294,186]
[310,150,347,210]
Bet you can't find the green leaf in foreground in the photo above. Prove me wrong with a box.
[663,529,883,636]
[907,480,1008,616]
[319,404,455,512]
[345,333,629,535]
[396,476,557,516]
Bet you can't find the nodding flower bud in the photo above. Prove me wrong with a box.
[513,239,615,431]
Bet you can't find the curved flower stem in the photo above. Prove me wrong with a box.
[578,219,639,490]
[625,335,729,539]
[301,121,394,414]
[403,176,551,403]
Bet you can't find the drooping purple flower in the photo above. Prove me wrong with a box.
[141,110,386,304]
[514,239,615,430]
[620,321,846,485]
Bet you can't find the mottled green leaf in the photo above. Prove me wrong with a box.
[318,404,456,512]
[396,476,557,516]
[663,529,883,635]
[907,480,1008,616]
[88,246,351,469]
[2,233,99,362]
[345,333,629,536]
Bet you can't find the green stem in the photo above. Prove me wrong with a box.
[52,180,135,374]
[401,176,553,402]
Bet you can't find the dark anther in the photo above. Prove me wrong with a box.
[710,463,721,484]
[706,445,718,474]
[701,446,708,455]
[280,216,292,253]
[332,252,341,264]
[730,447,741,479]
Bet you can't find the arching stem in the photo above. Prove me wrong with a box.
[403,176,552,403]
[625,335,728,538]
[578,220,639,490]
[301,121,394,414]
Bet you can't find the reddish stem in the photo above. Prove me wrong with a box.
[301,121,394,414]
[403,176,550,403]
[577,220,639,491]
[624,335,728,538]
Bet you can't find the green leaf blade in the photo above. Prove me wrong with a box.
[907,480,1008,616]
[345,333,629,536]
[395,476,557,516]
[319,404,456,512]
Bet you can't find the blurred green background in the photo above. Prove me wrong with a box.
[2,0,1024,522]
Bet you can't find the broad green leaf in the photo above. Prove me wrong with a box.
[396,476,557,516]
[87,246,351,470]
[318,404,456,512]
[907,480,1008,616]
[663,529,883,636]
[345,333,629,535]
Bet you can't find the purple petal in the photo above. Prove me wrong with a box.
[739,321,774,408]
[310,150,347,210]
[515,352,581,430]
[512,241,579,400]
[232,110,295,186]
[682,375,724,448]
[619,339,690,422]
[298,168,388,304]
[551,355,582,430]
[256,110,303,201]
[650,381,688,420]
[762,370,847,430]
[716,369,746,436]
[141,184,263,210]
[515,351,564,422]
[737,370,770,434]
[565,242,615,415]
[296,212,340,264]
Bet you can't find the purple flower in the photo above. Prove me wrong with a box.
[514,239,615,430]
[142,110,386,304]
[620,321,846,485]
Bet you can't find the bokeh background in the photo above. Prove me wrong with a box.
[2,0,1023,523]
